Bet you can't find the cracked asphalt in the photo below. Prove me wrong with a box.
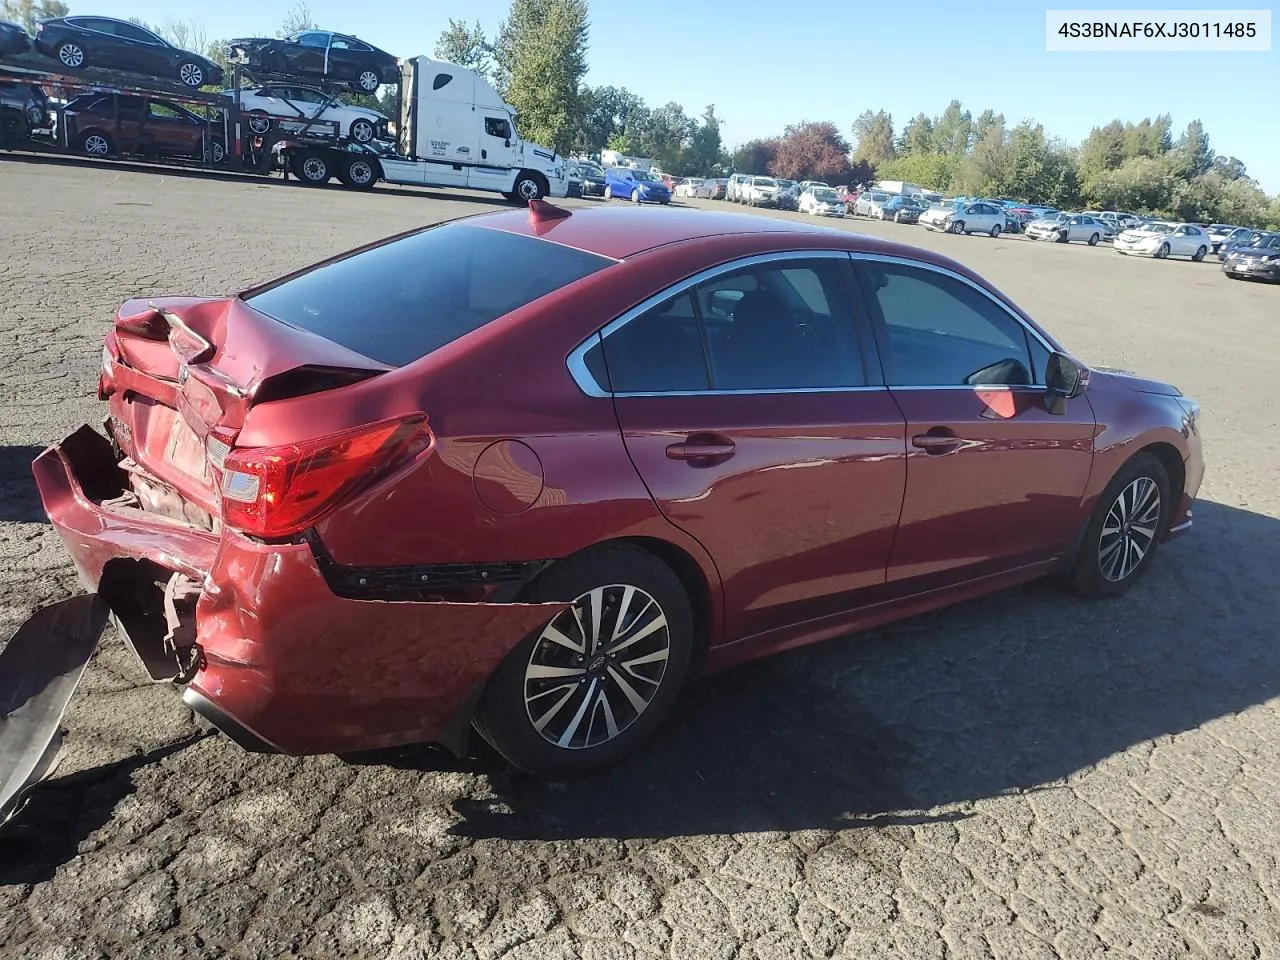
[1,155,1279,960]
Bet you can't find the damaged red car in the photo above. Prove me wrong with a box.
[2,203,1204,816]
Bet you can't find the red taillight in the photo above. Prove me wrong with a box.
[218,416,431,538]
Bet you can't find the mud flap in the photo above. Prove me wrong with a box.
[0,595,109,827]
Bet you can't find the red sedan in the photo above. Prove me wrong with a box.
[3,202,1203,796]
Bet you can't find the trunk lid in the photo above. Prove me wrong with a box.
[103,296,390,522]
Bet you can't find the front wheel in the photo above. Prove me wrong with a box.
[338,156,378,190]
[1155,242,1170,259]
[1057,229,1070,243]
[632,188,642,204]
[512,171,546,202]
[177,61,205,87]
[474,544,694,777]
[247,111,273,135]
[1068,453,1170,598]
[1192,245,1207,262]
[950,220,965,234]
[354,68,380,93]
[349,118,376,143]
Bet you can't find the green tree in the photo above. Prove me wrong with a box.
[851,109,894,169]
[971,109,1003,148]
[874,152,958,192]
[932,99,972,157]
[899,112,934,155]
[1122,115,1172,159]
[955,115,1008,195]
[494,0,590,154]
[730,137,779,174]
[434,18,492,77]
[1,0,67,32]
[1077,120,1127,195]
[1090,155,1174,212]
[681,105,724,175]
[1005,121,1049,200]
[575,85,644,153]
[1167,119,1213,179]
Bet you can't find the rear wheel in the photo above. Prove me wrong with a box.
[349,118,376,143]
[246,111,273,135]
[990,224,1001,238]
[1192,245,1207,262]
[474,544,694,777]
[57,41,85,69]
[1088,233,1100,246]
[338,156,378,190]
[1068,453,1170,598]
[291,151,332,186]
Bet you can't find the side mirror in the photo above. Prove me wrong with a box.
[1044,352,1088,414]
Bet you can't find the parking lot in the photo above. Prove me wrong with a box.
[1,155,1278,960]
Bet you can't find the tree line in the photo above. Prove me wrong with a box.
[6,0,1276,228]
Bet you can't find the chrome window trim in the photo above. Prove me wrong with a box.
[564,249,1058,399]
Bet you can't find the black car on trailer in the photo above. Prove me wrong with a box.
[226,31,398,94]
[32,16,222,88]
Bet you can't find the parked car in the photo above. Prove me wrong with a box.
[61,93,226,163]
[675,177,703,198]
[0,81,50,141]
[694,177,728,200]
[226,31,399,93]
[1209,225,1255,255]
[1222,233,1280,281]
[742,176,781,207]
[1025,213,1111,245]
[920,200,1008,237]
[1113,222,1210,260]
[606,166,671,204]
[726,173,751,203]
[6,205,1203,790]
[224,84,387,143]
[798,185,845,217]
[1206,224,1245,252]
[33,16,224,87]
[1217,229,1272,262]
[775,179,799,211]
[573,160,607,198]
[854,189,892,217]
[0,18,30,55]
[797,180,830,195]
[878,194,924,224]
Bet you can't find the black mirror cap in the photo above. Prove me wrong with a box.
[1046,351,1090,405]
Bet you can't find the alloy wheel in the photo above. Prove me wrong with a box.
[58,43,84,68]
[83,134,109,156]
[179,63,203,87]
[1098,476,1161,583]
[523,584,671,750]
[301,157,328,182]
[357,70,379,92]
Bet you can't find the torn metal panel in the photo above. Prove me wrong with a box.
[0,594,109,827]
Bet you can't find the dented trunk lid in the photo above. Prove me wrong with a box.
[104,297,390,520]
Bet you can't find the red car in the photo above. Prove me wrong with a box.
[2,203,1203,803]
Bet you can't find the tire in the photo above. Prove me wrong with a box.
[1192,245,1207,262]
[177,61,205,87]
[247,111,272,135]
[950,220,965,234]
[205,140,225,165]
[79,129,112,158]
[512,170,545,202]
[349,118,376,143]
[1155,243,1170,259]
[474,544,694,777]
[354,68,380,94]
[1057,229,1069,243]
[1088,233,1100,246]
[1068,453,1170,598]
[990,224,1001,238]
[338,156,378,190]
[291,151,332,186]
[632,188,642,204]
[57,41,85,69]
[894,211,902,223]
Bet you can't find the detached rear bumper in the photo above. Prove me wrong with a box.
[25,426,567,757]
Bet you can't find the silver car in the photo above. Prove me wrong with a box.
[853,189,892,217]
[1025,213,1112,245]
[919,200,1008,237]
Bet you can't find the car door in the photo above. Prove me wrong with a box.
[75,18,131,69]
[852,256,1096,585]
[588,252,907,644]
[143,100,199,157]
[288,31,329,76]
[327,35,364,82]
[113,21,172,76]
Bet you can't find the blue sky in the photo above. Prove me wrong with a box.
[95,0,1279,192]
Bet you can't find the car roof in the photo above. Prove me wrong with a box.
[470,206,974,265]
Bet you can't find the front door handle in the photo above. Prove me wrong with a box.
[666,434,736,461]
[481,148,487,160]
[911,432,963,454]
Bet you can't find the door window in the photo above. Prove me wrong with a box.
[599,293,708,394]
[484,117,512,139]
[115,22,162,44]
[293,32,328,48]
[858,261,1044,387]
[147,102,188,121]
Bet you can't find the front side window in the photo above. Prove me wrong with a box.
[857,261,1042,387]
[293,32,328,48]
[147,102,187,120]
[597,258,864,394]
[484,117,511,139]
[245,225,614,367]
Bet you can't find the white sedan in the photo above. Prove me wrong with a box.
[223,84,388,143]
[920,200,1008,237]
[674,178,703,198]
[798,186,846,217]
[1113,222,1211,261]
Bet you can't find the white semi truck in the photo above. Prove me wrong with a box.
[281,55,569,200]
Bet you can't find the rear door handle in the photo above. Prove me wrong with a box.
[666,435,736,461]
[911,432,963,454]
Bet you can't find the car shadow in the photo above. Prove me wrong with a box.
[445,498,1280,841]
[0,445,48,523]
[0,731,212,885]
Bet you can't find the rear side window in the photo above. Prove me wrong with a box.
[245,225,613,367]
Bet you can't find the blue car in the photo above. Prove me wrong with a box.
[605,167,671,204]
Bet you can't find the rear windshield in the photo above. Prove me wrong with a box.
[244,224,613,367]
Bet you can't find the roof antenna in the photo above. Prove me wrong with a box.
[529,199,572,223]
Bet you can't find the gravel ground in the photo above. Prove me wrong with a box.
[1,156,1278,960]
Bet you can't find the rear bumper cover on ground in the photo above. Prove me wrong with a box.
[16,426,568,759]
